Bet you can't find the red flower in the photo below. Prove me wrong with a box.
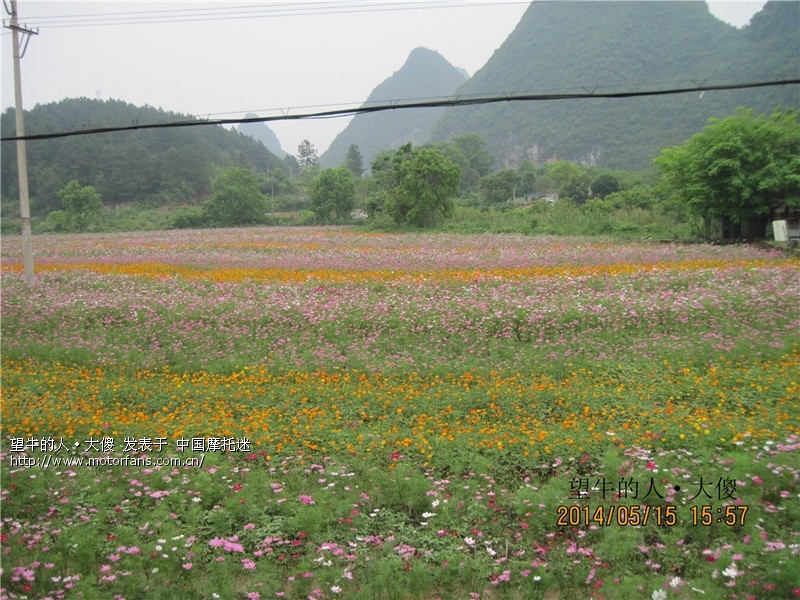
[232,483,243,492]
[705,555,716,562]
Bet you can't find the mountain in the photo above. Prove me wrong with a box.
[431,1,800,169]
[1,98,285,212]
[319,47,468,168]
[238,114,287,158]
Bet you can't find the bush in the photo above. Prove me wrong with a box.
[170,206,208,229]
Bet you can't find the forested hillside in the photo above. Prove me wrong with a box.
[431,1,800,169]
[319,47,467,168]
[1,98,286,214]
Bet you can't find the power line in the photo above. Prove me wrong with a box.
[5,1,527,29]
[1,78,798,143]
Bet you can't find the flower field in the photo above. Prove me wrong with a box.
[1,228,798,599]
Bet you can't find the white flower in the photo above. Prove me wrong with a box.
[422,512,436,519]
[330,586,341,594]
[464,537,475,547]
[669,576,682,588]
[722,564,740,578]
[533,576,541,582]
[651,590,667,600]
[431,499,440,508]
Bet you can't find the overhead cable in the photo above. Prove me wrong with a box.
[1,78,798,143]
[6,1,526,29]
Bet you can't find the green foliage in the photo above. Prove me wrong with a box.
[655,107,800,238]
[297,139,318,169]
[170,206,209,229]
[49,180,103,232]
[1,98,286,208]
[548,161,592,204]
[479,168,519,204]
[345,144,364,178]
[441,197,693,239]
[310,167,356,223]
[591,173,620,198]
[204,167,269,227]
[437,134,495,192]
[378,146,460,228]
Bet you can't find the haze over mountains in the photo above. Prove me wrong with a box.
[248,0,798,171]
[430,0,799,169]
[318,47,468,168]
[238,115,287,158]
[3,0,798,205]
[310,1,800,168]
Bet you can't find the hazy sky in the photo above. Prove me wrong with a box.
[2,1,768,156]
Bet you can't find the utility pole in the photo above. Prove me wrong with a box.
[4,0,37,285]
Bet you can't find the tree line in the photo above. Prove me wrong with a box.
[3,101,797,241]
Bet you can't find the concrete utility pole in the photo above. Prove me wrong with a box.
[4,0,37,285]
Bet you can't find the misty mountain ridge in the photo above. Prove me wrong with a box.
[319,47,468,168]
[238,114,287,158]
[430,0,800,169]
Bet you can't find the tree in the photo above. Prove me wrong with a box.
[479,169,519,204]
[345,144,364,178]
[548,161,591,204]
[297,139,318,169]
[204,167,268,227]
[388,146,460,228]
[438,134,495,192]
[591,174,620,199]
[517,160,537,197]
[55,179,103,232]
[310,167,356,223]
[655,108,800,238]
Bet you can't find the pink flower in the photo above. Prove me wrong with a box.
[182,563,192,570]
[223,541,245,553]
[299,495,315,505]
[242,559,256,570]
